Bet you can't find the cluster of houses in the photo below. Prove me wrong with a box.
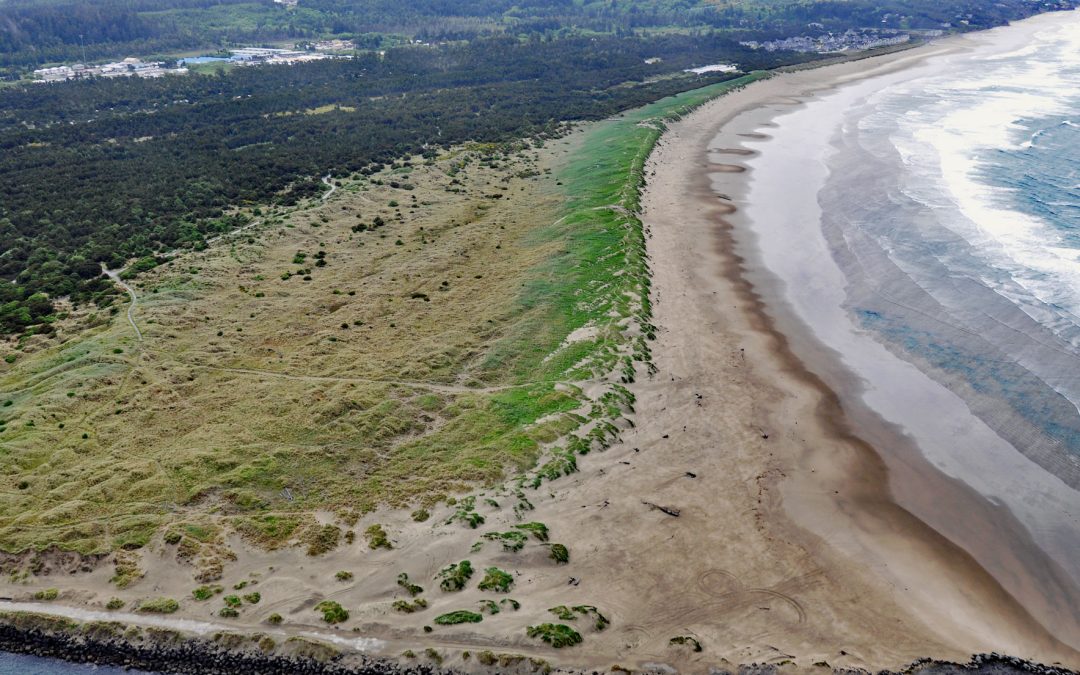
[741,29,914,54]
[228,47,334,65]
[33,58,187,83]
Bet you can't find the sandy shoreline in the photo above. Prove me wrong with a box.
[638,14,1079,669]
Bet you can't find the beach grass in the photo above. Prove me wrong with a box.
[0,74,765,563]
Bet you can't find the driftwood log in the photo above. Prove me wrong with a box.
[642,501,681,517]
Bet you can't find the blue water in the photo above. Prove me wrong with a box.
[820,11,1080,477]
[178,56,231,65]
[984,116,1080,249]
[0,652,152,674]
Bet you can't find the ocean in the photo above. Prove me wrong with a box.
[716,8,1080,648]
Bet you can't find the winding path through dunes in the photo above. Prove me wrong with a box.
[102,266,142,342]
[321,174,337,201]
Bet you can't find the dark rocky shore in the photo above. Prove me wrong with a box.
[0,610,1076,675]
[0,612,454,675]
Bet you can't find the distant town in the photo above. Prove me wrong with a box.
[32,42,355,83]
[740,29,924,53]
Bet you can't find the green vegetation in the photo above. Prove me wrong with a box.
[548,544,570,564]
[0,55,763,567]
[433,610,483,625]
[670,635,703,652]
[526,623,582,648]
[267,613,283,625]
[437,561,473,592]
[477,567,514,593]
[482,530,528,552]
[446,496,484,529]
[105,598,125,610]
[335,571,353,582]
[314,600,349,624]
[223,595,241,608]
[242,592,261,604]
[364,524,392,550]
[304,524,341,556]
[391,598,428,613]
[137,597,179,614]
[548,605,609,630]
[219,607,239,618]
[513,522,549,542]
[192,585,223,601]
[33,588,58,601]
[397,572,423,597]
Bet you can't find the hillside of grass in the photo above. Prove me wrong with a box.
[0,74,764,587]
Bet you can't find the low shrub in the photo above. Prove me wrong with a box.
[433,610,483,625]
[315,600,348,624]
[137,598,179,614]
[191,585,223,601]
[477,567,513,593]
[437,561,473,592]
[526,623,582,648]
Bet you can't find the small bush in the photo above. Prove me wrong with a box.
[513,522,549,542]
[477,567,513,593]
[548,605,608,630]
[410,508,430,522]
[219,607,239,618]
[243,592,261,604]
[223,595,241,608]
[446,496,484,529]
[500,598,520,611]
[315,600,348,624]
[526,623,582,648]
[670,635,702,652]
[482,530,527,552]
[437,561,473,592]
[267,613,283,624]
[424,647,443,665]
[364,524,392,550]
[397,572,423,596]
[105,598,125,610]
[391,598,428,613]
[433,610,483,625]
[548,544,569,564]
[34,588,58,601]
[192,585,223,601]
[137,597,179,614]
[574,605,610,631]
[335,571,353,581]
[304,524,341,556]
